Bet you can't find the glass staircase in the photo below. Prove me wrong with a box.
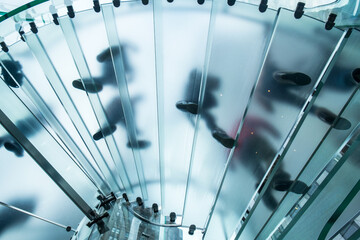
[0,0,359,239]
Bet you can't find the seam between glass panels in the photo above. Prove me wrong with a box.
[58,16,133,194]
[0,53,111,196]
[201,8,282,238]
[255,82,360,240]
[231,29,348,240]
[23,32,121,193]
[101,4,148,200]
[152,0,165,211]
[17,35,110,194]
[0,109,95,219]
[276,123,360,240]
[181,0,218,225]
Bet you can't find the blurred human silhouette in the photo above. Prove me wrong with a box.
[0,116,41,157]
[231,116,309,210]
[91,95,150,149]
[176,69,220,130]
[131,198,160,239]
[72,46,150,148]
[72,44,135,93]
[256,61,352,130]
[0,198,36,236]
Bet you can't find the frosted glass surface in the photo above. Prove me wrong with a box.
[249,29,360,240]
[204,8,343,239]
[0,134,83,240]
[109,2,160,206]
[182,2,277,227]
[0,79,98,207]
[32,16,122,193]
[153,0,212,216]
[257,86,360,240]
[284,143,360,240]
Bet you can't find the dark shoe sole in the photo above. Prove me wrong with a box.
[273,72,311,86]
[176,101,198,114]
[93,125,117,141]
[212,129,235,148]
[72,79,103,93]
[126,140,151,149]
[316,107,351,130]
[4,141,24,157]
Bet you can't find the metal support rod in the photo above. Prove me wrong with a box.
[0,109,95,220]
[0,201,75,232]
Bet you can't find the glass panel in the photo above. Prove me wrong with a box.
[0,76,98,207]
[103,1,160,206]
[283,133,360,240]
[28,14,123,193]
[0,130,84,240]
[0,51,111,196]
[204,8,344,239]
[58,15,133,194]
[252,29,360,240]
[152,0,213,217]
[182,2,277,228]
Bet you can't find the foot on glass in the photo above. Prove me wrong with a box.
[126,140,151,149]
[273,72,311,86]
[72,79,103,93]
[212,128,235,148]
[315,107,351,130]
[93,125,117,141]
[273,180,309,194]
[175,101,198,114]
[4,141,24,157]
[97,47,120,62]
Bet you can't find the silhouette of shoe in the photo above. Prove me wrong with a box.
[352,68,360,84]
[97,46,121,62]
[212,129,235,148]
[4,141,24,157]
[262,190,278,210]
[72,79,103,93]
[176,101,198,114]
[273,180,309,194]
[93,125,117,141]
[273,72,311,86]
[126,140,151,149]
[315,107,351,130]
